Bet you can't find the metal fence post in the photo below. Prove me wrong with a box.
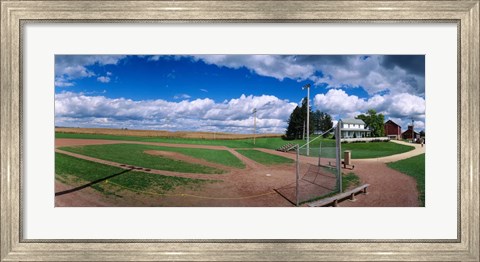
[318,141,322,166]
[296,145,300,207]
[336,121,342,193]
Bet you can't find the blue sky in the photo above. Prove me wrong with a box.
[55,55,425,134]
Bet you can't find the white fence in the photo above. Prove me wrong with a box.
[341,137,390,143]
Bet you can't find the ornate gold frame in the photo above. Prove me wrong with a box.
[1,1,479,261]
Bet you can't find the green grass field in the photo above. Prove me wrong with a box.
[299,141,414,159]
[59,143,241,174]
[236,149,294,165]
[57,132,414,159]
[341,142,414,159]
[56,132,288,149]
[387,153,425,207]
[55,153,209,195]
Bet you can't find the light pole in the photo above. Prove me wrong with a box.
[252,108,257,145]
[302,84,311,155]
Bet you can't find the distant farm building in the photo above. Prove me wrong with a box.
[402,125,420,140]
[339,118,371,138]
[384,120,402,140]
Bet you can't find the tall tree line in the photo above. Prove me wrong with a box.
[284,97,333,140]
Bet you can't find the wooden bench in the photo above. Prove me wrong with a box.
[307,184,370,207]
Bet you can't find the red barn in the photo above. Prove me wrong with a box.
[384,120,402,140]
[402,125,420,140]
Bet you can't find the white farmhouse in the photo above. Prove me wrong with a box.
[339,118,371,138]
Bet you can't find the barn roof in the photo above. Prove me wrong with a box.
[385,120,401,127]
[402,129,419,135]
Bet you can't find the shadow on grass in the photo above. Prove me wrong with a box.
[55,168,133,197]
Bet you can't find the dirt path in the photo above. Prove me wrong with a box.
[336,162,419,207]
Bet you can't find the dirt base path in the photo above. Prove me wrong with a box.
[336,162,419,207]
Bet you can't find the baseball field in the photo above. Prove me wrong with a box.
[55,128,416,207]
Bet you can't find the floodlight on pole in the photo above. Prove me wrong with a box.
[252,108,257,145]
[302,84,311,156]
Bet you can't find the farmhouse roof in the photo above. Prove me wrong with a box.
[341,128,371,132]
[340,118,365,125]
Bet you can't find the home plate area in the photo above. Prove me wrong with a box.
[275,164,338,205]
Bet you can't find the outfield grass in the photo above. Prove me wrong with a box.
[59,143,234,174]
[236,149,294,165]
[56,132,336,149]
[56,132,288,149]
[387,154,425,207]
[299,141,414,159]
[56,132,414,159]
[55,153,209,195]
[342,142,414,159]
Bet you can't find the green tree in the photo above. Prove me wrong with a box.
[284,97,314,140]
[356,109,385,137]
[313,110,333,137]
[285,106,302,140]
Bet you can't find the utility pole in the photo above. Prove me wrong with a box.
[302,84,311,156]
[302,121,305,140]
[253,108,257,145]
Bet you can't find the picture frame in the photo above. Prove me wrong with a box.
[1,0,478,261]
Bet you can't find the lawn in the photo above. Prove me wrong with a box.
[59,143,240,174]
[387,153,425,207]
[57,132,414,159]
[299,141,414,159]
[236,149,294,165]
[56,132,414,159]
[56,132,288,149]
[55,153,209,195]
[56,132,331,150]
[342,142,414,159]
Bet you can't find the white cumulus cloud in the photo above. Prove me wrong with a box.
[55,92,297,134]
[190,55,424,97]
[313,89,425,130]
[55,55,126,87]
